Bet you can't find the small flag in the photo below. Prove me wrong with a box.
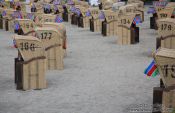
[86,10,91,17]
[133,16,141,25]
[13,39,17,48]
[18,12,22,19]
[44,4,51,10]
[12,11,22,19]
[70,6,76,12]
[10,0,14,4]
[153,1,167,7]
[97,0,100,4]
[55,16,63,23]
[53,0,60,5]
[27,13,34,20]
[147,7,156,14]
[67,0,74,5]
[0,0,4,5]
[15,2,21,7]
[75,8,81,16]
[54,5,58,11]
[144,60,159,77]
[0,0,4,3]
[14,22,20,30]
[31,3,36,8]
[99,11,105,20]
[2,10,6,17]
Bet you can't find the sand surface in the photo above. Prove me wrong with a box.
[0,6,160,113]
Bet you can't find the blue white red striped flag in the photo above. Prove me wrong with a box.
[53,0,60,5]
[15,2,21,7]
[13,39,17,48]
[133,16,141,25]
[86,10,91,17]
[27,13,34,20]
[12,11,22,19]
[75,8,81,16]
[144,60,159,77]
[147,7,156,14]
[2,10,6,17]
[0,0,4,3]
[31,3,36,9]
[10,0,14,4]
[55,16,63,23]
[70,6,76,12]
[67,0,74,5]
[54,5,58,12]
[99,11,105,20]
[14,22,20,30]
[153,1,168,7]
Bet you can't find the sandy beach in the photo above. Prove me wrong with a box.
[0,6,160,113]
